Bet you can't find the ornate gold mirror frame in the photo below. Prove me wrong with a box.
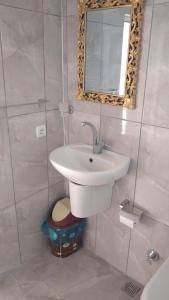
[76,0,144,109]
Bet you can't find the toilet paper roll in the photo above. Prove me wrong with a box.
[120,207,143,228]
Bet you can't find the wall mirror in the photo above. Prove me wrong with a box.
[77,0,144,109]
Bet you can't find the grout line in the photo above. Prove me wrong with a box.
[0,2,43,13]
[140,1,155,125]
[141,122,169,130]
[154,1,169,5]
[0,2,62,17]
[125,123,142,274]
[0,32,22,263]
[61,0,70,146]
[42,6,50,210]
[72,107,169,131]
[61,0,70,193]
[7,107,59,119]
[125,0,155,274]
[94,214,98,253]
[4,106,169,132]
[7,109,47,119]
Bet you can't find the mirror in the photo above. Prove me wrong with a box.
[85,7,132,96]
[77,0,144,109]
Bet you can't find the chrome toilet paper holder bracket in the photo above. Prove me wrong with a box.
[120,199,130,210]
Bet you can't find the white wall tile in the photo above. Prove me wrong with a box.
[0,205,20,273]
[84,216,97,252]
[49,181,66,204]
[0,0,43,11]
[44,14,62,110]
[143,3,169,128]
[67,0,77,16]
[0,117,14,210]
[8,112,48,202]
[127,215,169,284]
[46,110,64,185]
[16,189,48,262]
[100,116,141,205]
[0,6,44,113]
[43,0,61,15]
[135,125,169,226]
[96,202,130,273]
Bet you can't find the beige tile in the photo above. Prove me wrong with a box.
[135,125,169,225]
[20,280,60,299]
[16,189,48,236]
[19,231,48,262]
[64,272,142,300]
[0,248,143,299]
[0,0,43,11]
[143,3,169,128]
[46,110,64,185]
[73,99,101,116]
[16,188,49,262]
[43,0,61,15]
[67,16,77,101]
[0,117,14,210]
[8,112,48,202]
[154,0,169,4]
[44,15,62,110]
[0,285,23,300]
[100,116,141,206]
[0,205,20,273]
[127,215,169,285]
[35,249,113,297]
[49,181,66,204]
[0,37,5,109]
[0,6,44,114]
[0,41,6,120]
[96,202,131,273]
[67,0,77,16]
[84,216,97,252]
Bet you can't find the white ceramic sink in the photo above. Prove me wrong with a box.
[141,257,169,300]
[49,144,130,186]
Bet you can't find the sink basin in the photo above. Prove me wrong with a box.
[49,144,130,186]
[49,144,130,217]
[141,257,169,300]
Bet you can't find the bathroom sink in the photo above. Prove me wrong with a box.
[49,144,130,186]
[141,257,169,300]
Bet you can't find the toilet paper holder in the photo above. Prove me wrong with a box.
[119,199,144,228]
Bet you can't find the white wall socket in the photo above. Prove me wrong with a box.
[36,125,46,138]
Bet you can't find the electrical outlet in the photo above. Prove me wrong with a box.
[36,125,46,138]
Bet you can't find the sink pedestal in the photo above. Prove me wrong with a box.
[69,181,114,218]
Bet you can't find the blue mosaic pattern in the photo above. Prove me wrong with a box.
[41,220,86,246]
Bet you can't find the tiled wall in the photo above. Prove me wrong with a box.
[65,0,169,285]
[0,0,66,272]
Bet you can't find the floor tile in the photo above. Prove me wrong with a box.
[0,249,143,300]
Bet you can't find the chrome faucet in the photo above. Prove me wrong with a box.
[80,121,104,154]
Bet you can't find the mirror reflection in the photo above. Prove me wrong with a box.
[85,6,132,96]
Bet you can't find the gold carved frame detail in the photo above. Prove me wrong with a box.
[76,0,144,109]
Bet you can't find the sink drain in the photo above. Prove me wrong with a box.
[122,281,141,298]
